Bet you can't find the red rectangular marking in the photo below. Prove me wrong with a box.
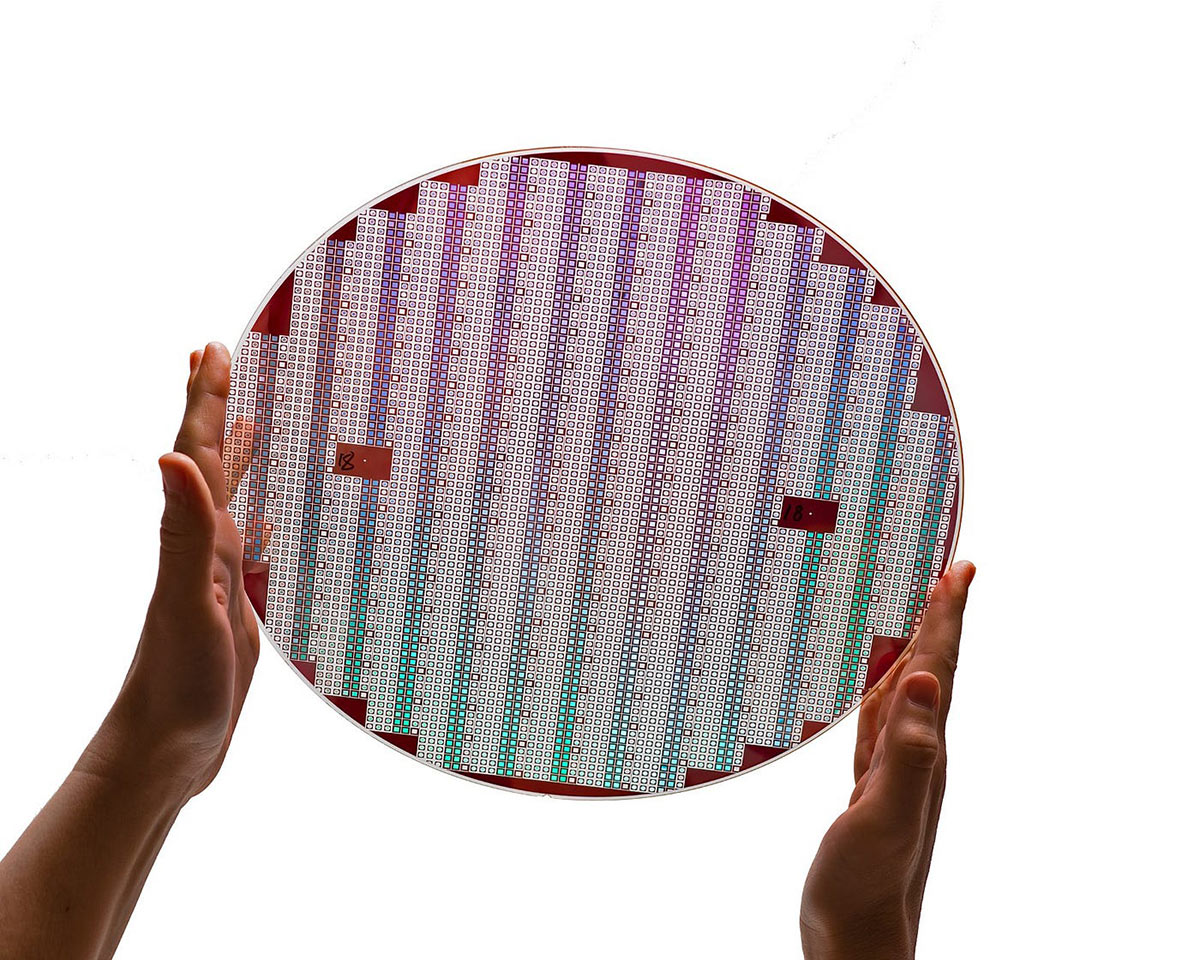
[334,442,393,480]
[778,496,839,532]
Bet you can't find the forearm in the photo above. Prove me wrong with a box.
[0,703,191,960]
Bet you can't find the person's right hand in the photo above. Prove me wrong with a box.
[87,342,261,801]
[799,560,976,960]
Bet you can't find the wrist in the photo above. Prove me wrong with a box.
[801,911,915,960]
[75,694,198,814]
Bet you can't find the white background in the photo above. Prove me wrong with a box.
[0,1,1195,957]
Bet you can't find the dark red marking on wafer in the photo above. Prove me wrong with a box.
[800,719,829,741]
[250,274,294,336]
[432,165,480,187]
[294,660,317,685]
[333,442,393,481]
[779,496,839,532]
[865,635,908,691]
[683,766,728,787]
[374,731,419,754]
[740,742,788,770]
[327,694,368,725]
[911,360,951,417]
[765,200,818,231]
[870,283,898,308]
[816,234,863,268]
[527,151,731,183]
[371,164,481,216]
[328,217,359,244]
[682,741,789,786]
[454,769,640,798]
[372,185,420,215]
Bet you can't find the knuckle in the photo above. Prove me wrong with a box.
[159,515,194,553]
[930,648,958,676]
[176,420,221,456]
[916,647,957,678]
[159,508,216,555]
[897,724,941,769]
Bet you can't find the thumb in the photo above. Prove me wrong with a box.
[868,671,942,828]
[155,452,217,602]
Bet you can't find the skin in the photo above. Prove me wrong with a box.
[800,559,976,959]
[0,342,974,958]
[0,343,261,960]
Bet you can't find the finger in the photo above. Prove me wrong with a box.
[905,560,975,735]
[224,416,256,500]
[874,663,905,735]
[854,646,909,782]
[155,452,218,606]
[870,642,922,746]
[863,671,941,832]
[211,517,243,604]
[186,348,203,395]
[854,682,886,783]
[174,342,233,511]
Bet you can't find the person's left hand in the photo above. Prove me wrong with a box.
[98,342,261,799]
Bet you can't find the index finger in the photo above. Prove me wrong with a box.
[174,341,233,511]
[904,560,975,735]
[224,415,258,501]
[854,659,899,782]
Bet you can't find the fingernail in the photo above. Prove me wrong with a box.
[160,459,183,494]
[906,673,939,710]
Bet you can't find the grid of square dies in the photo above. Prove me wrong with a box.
[225,150,960,796]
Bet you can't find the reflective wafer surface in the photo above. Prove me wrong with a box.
[226,148,962,796]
